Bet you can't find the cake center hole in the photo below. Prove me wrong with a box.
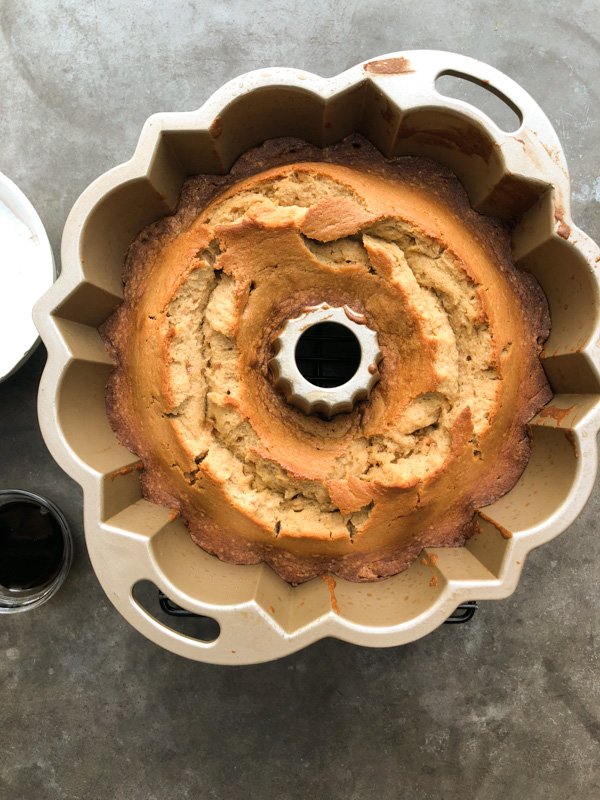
[295,322,361,388]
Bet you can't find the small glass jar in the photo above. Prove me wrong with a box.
[0,489,73,613]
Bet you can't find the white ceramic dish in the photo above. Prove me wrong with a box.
[0,172,54,381]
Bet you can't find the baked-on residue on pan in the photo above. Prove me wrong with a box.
[101,136,551,583]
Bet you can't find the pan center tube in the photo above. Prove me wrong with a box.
[269,303,382,418]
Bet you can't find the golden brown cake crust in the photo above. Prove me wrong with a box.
[101,135,551,583]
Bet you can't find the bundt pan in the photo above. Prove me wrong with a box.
[34,51,600,664]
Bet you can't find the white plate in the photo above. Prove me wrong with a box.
[0,172,55,381]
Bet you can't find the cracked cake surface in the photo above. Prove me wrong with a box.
[101,136,551,583]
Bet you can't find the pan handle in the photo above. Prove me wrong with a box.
[364,50,570,207]
[84,518,229,660]
[84,513,301,665]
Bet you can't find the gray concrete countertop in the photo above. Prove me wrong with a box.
[1,2,599,798]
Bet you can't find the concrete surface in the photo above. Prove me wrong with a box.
[1,1,599,798]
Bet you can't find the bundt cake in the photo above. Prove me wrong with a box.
[101,136,551,583]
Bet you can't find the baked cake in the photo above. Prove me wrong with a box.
[102,136,551,583]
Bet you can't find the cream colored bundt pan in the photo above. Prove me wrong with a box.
[34,51,600,664]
